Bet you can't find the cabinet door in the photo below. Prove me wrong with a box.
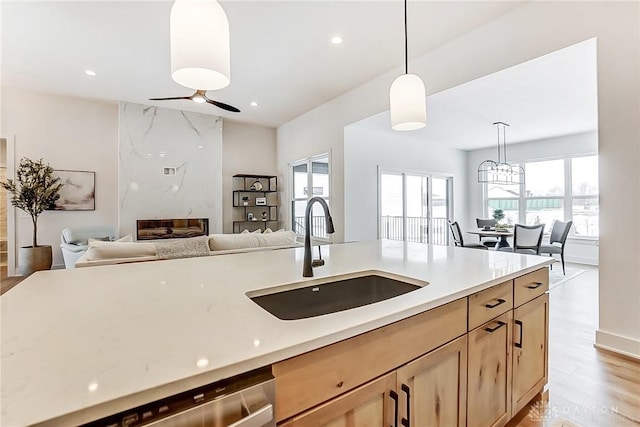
[396,336,468,427]
[279,372,396,427]
[512,293,549,415]
[467,311,513,427]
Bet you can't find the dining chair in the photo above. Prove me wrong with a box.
[539,220,573,274]
[476,218,499,247]
[448,221,488,250]
[498,223,545,255]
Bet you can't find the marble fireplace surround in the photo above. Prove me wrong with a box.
[136,218,209,241]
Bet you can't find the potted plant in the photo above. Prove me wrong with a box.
[492,209,505,224]
[1,158,62,276]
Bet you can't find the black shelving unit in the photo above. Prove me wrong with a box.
[232,174,279,233]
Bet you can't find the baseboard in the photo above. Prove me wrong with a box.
[595,330,640,360]
[564,255,598,266]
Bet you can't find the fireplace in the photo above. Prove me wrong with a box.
[136,218,209,241]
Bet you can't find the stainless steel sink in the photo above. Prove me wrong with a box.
[247,273,427,320]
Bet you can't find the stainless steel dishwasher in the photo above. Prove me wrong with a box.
[82,367,275,427]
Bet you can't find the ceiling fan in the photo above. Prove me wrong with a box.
[149,90,240,113]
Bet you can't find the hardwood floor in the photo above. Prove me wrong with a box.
[509,264,640,427]
[0,266,25,295]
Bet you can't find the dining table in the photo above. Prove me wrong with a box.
[466,228,514,249]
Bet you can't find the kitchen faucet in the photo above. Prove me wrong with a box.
[303,197,335,277]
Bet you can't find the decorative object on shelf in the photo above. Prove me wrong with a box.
[170,0,230,90]
[477,122,524,185]
[1,157,62,276]
[47,170,96,211]
[232,174,279,233]
[389,0,426,131]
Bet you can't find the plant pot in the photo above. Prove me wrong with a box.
[19,245,53,276]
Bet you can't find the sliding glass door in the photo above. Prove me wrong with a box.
[379,171,452,245]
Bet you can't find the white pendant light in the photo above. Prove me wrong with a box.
[390,0,426,131]
[170,0,231,90]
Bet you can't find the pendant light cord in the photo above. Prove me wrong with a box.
[404,0,408,74]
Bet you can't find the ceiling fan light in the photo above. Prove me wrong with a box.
[192,93,207,103]
[170,0,230,90]
[390,73,426,131]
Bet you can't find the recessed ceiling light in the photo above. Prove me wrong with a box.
[85,70,97,76]
[331,36,343,45]
[250,101,258,107]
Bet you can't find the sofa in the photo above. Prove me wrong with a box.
[74,230,300,268]
[60,225,117,268]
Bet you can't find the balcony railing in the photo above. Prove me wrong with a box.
[293,216,328,238]
[293,215,449,245]
[380,216,449,246]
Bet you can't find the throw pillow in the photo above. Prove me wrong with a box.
[115,234,133,242]
[155,236,210,259]
[241,229,250,234]
[88,236,111,243]
[263,228,273,233]
[252,229,262,234]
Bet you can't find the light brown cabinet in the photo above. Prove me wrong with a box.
[281,335,468,427]
[467,311,513,427]
[397,335,468,427]
[279,373,396,427]
[274,268,549,427]
[512,293,549,415]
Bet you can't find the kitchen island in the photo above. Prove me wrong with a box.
[1,240,552,426]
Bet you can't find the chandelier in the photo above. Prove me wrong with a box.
[477,122,524,185]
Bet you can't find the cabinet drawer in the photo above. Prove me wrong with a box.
[468,280,513,331]
[273,298,467,422]
[279,372,396,427]
[514,268,549,308]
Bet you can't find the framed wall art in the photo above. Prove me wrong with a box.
[48,170,95,211]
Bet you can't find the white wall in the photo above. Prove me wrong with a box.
[277,2,640,357]
[221,120,277,234]
[344,125,467,242]
[1,87,119,270]
[466,131,599,265]
[118,102,223,237]
[1,88,279,271]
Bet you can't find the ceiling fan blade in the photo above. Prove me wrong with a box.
[206,99,241,113]
[148,96,192,101]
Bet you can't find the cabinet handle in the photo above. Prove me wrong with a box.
[389,390,399,427]
[485,298,506,309]
[401,384,410,427]
[485,320,506,333]
[515,319,523,348]
[527,282,545,289]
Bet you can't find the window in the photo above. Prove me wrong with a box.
[379,171,452,245]
[524,159,564,227]
[485,155,598,238]
[290,154,330,239]
[487,178,520,226]
[571,156,599,236]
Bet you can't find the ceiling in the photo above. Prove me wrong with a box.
[1,1,524,128]
[351,38,598,150]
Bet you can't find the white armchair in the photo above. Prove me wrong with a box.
[60,225,116,268]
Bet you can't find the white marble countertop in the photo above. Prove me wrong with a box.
[1,240,552,426]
